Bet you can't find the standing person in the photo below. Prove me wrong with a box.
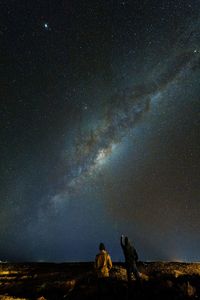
[95,242,112,278]
[95,243,112,298]
[120,235,140,282]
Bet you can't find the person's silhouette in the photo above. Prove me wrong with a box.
[95,243,112,298]
[121,235,140,282]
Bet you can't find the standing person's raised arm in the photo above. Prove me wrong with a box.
[120,235,125,248]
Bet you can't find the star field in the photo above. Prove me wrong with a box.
[0,0,200,262]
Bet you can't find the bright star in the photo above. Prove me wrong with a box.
[44,23,49,30]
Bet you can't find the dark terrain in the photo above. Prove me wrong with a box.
[0,261,200,299]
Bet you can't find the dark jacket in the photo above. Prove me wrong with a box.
[121,237,138,264]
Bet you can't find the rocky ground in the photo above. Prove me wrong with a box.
[0,261,200,299]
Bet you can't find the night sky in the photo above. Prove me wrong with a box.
[1,0,200,262]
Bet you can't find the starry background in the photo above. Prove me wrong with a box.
[0,0,200,262]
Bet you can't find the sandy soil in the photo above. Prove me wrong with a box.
[0,261,200,299]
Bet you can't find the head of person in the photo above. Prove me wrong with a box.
[99,242,105,251]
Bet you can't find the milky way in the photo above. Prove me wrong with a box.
[51,18,200,208]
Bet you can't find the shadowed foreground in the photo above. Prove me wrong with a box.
[0,262,200,299]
